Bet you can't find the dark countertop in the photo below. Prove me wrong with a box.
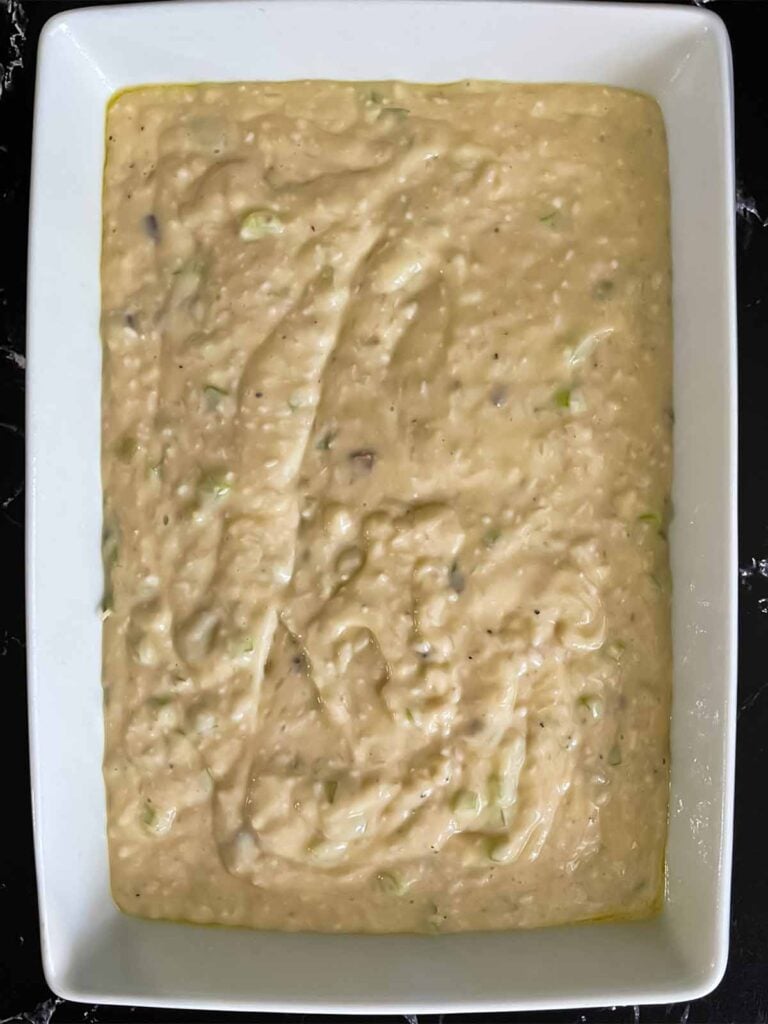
[1,1,766,1021]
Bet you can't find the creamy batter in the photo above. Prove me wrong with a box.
[101,81,672,933]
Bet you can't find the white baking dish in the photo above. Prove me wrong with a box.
[26,0,737,1013]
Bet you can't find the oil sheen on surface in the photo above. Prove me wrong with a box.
[100,80,672,933]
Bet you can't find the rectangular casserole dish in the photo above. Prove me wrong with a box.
[26,0,737,1012]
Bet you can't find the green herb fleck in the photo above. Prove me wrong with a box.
[638,512,666,538]
[487,837,511,863]
[607,744,623,766]
[316,430,335,451]
[452,789,481,815]
[115,435,138,462]
[448,560,465,593]
[239,209,284,241]
[577,694,604,720]
[203,384,228,408]
[554,387,571,409]
[200,472,232,498]
[638,512,661,527]
[482,527,501,548]
[377,871,411,896]
[487,773,504,806]
[101,520,120,615]
[169,259,205,305]
[605,639,626,661]
[148,695,172,709]
[427,900,444,931]
[593,278,615,301]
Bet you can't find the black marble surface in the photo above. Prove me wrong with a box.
[2,1,767,1021]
